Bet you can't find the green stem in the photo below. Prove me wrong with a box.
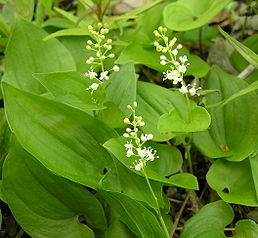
[199,26,203,58]
[142,169,170,238]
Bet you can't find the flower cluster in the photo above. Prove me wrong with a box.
[123,102,158,171]
[154,26,201,96]
[85,23,119,94]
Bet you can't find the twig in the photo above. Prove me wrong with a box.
[170,193,190,237]
[238,64,255,79]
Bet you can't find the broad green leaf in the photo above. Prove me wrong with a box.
[163,0,230,31]
[106,63,137,118]
[111,159,165,209]
[34,71,106,111]
[233,220,258,238]
[180,200,234,238]
[0,14,10,36]
[158,106,211,133]
[16,0,34,21]
[207,155,258,206]
[97,102,125,128]
[2,82,117,189]
[4,19,76,94]
[193,65,258,161]
[44,28,90,41]
[136,81,188,141]
[208,81,258,109]
[104,137,198,190]
[42,17,75,29]
[106,219,135,238]
[99,190,167,238]
[0,109,10,173]
[2,139,106,238]
[219,27,258,68]
[59,36,95,73]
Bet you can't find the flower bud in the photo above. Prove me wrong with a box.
[133,101,137,107]
[107,39,112,44]
[87,40,93,45]
[98,22,103,28]
[108,53,115,58]
[124,118,131,124]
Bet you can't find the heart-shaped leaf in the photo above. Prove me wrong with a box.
[163,0,231,31]
[158,106,211,133]
[180,200,234,238]
[206,154,258,206]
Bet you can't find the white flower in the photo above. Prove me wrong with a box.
[172,49,178,56]
[100,71,109,80]
[163,70,182,84]
[160,55,167,60]
[85,68,98,79]
[136,147,158,162]
[130,160,144,171]
[113,65,120,72]
[123,133,130,138]
[179,56,188,63]
[124,118,131,124]
[160,60,167,65]
[179,85,188,94]
[178,65,187,73]
[189,86,201,96]
[177,44,183,49]
[141,134,154,142]
[86,83,99,94]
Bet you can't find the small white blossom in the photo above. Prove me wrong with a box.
[163,70,182,84]
[179,85,188,94]
[130,160,144,171]
[141,134,154,142]
[113,65,120,72]
[123,133,130,138]
[189,86,201,96]
[160,60,167,65]
[160,55,167,60]
[85,68,98,79]
[86,83,99,94]
[178,65,187,73]
[179,56,188,63]
[100,71,109,80]
[172,49,178,56]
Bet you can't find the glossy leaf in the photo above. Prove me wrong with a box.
[34,71,106,111]
[207,155,258,206]
[104,137,198,190]
[4,19,76,94]
[233,220,258,238]
[193,65,258,161]
[158,106,211,133]
[16,0,35,21]
[2,139,106,237]
[106,63,137,117]
[2,82,117,189]
[180,200,234,238]
[99,190,167,238]
[163,0,230,31]
[219,27,258,68]
[136,81,188,141]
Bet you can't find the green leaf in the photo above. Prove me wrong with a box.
[4,19,76,94]
[106,219,135,238]
[158,106,211,133]
[208,81,258,109]
[193,65,258,161]
[34,71,105,111]
[103,137,198,190]
[16,0,34,21]
[106,63,137,118]
[2,82,117,189]
[44,28,90,41]
[136,81,188,141]
[219,27,258,68]
[207,155,258,206]
[2,139,106,238]
[180,200,234,238]
[163,0,231,31]
[110,159,166,209]
[232,220,258,238]
[98,190,167,238]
